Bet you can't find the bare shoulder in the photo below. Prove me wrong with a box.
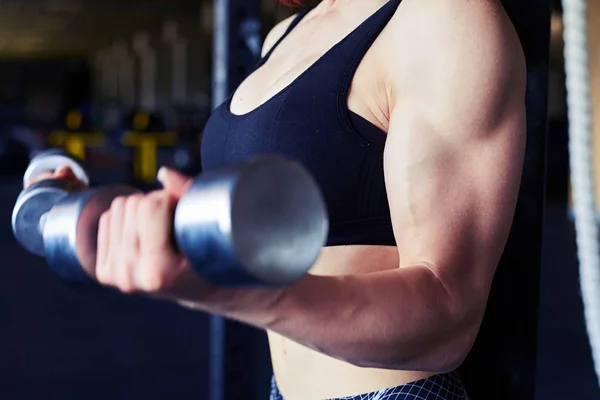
[389,0,524,57]
[385,0,526,137]
[261,14,299,57]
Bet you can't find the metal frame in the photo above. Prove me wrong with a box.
[210,0,262,398]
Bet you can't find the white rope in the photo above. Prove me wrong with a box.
[562,0,600,386]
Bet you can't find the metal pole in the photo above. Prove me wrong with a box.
[212,0,229,110]
[209,0,262,398]
[210,1,228,398]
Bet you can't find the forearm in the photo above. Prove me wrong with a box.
[179,265,478,372]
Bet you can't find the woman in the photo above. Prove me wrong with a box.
[35,0,526,398]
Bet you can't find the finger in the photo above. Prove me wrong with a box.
[25,172,57,188]
[54,166,88,190]
[54,165,74,178]
[106,196,126,287]
[95,211,111,283]
[25,165,87,189]
[157,167,193,200]
[139,191,178,250]
[136,192,179,291]
[117,195,142,293]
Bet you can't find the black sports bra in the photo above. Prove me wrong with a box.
[201,0,402,246]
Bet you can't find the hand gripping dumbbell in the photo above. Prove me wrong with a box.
[13,149,142,282]
[12,149,329,286]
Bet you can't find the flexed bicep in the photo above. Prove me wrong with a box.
[383,0,527,313]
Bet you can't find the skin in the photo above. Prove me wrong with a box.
[28,0,527,398]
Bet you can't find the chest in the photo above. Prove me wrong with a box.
[199,7,401,229]
[229,14,389,131]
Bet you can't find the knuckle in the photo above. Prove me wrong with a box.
[120,260,139,293]
[151,191,168,204]
[117,280,136,294]
[113,261,135,293]
[139,196,160,215]
[125,194,142,208]
[140,270,167,292]
[98,212,109,228]
[111,196,127,210]
[95,263,110,285]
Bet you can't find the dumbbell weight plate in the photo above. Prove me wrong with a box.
[24,149,89,187]
[12,179,79,256]
[42,185,142,282]
[175,156,329,287]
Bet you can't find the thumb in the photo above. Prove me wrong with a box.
[157,167,193,200]
[55,165,76,179]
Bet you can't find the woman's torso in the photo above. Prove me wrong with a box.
[201,0,441,398]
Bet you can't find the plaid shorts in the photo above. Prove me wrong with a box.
[269,371,468,400]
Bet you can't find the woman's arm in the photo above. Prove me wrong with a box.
[93,0,526,373]
[174,0,527,373]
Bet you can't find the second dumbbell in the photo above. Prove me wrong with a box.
[12,149,91,257]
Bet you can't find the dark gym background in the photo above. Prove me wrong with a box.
[0,0,596,399]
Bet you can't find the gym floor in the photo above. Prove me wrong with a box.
[0,171,598,399]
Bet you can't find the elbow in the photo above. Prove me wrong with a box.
[338,272,486,372]
[406,319,481,373]
[379,308,483,373]
[418,267,488,373]
[429,304,486,373]
[434,321,480,373]
[340,321,479,372]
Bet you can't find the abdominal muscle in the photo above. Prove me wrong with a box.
[267,245,437,400]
